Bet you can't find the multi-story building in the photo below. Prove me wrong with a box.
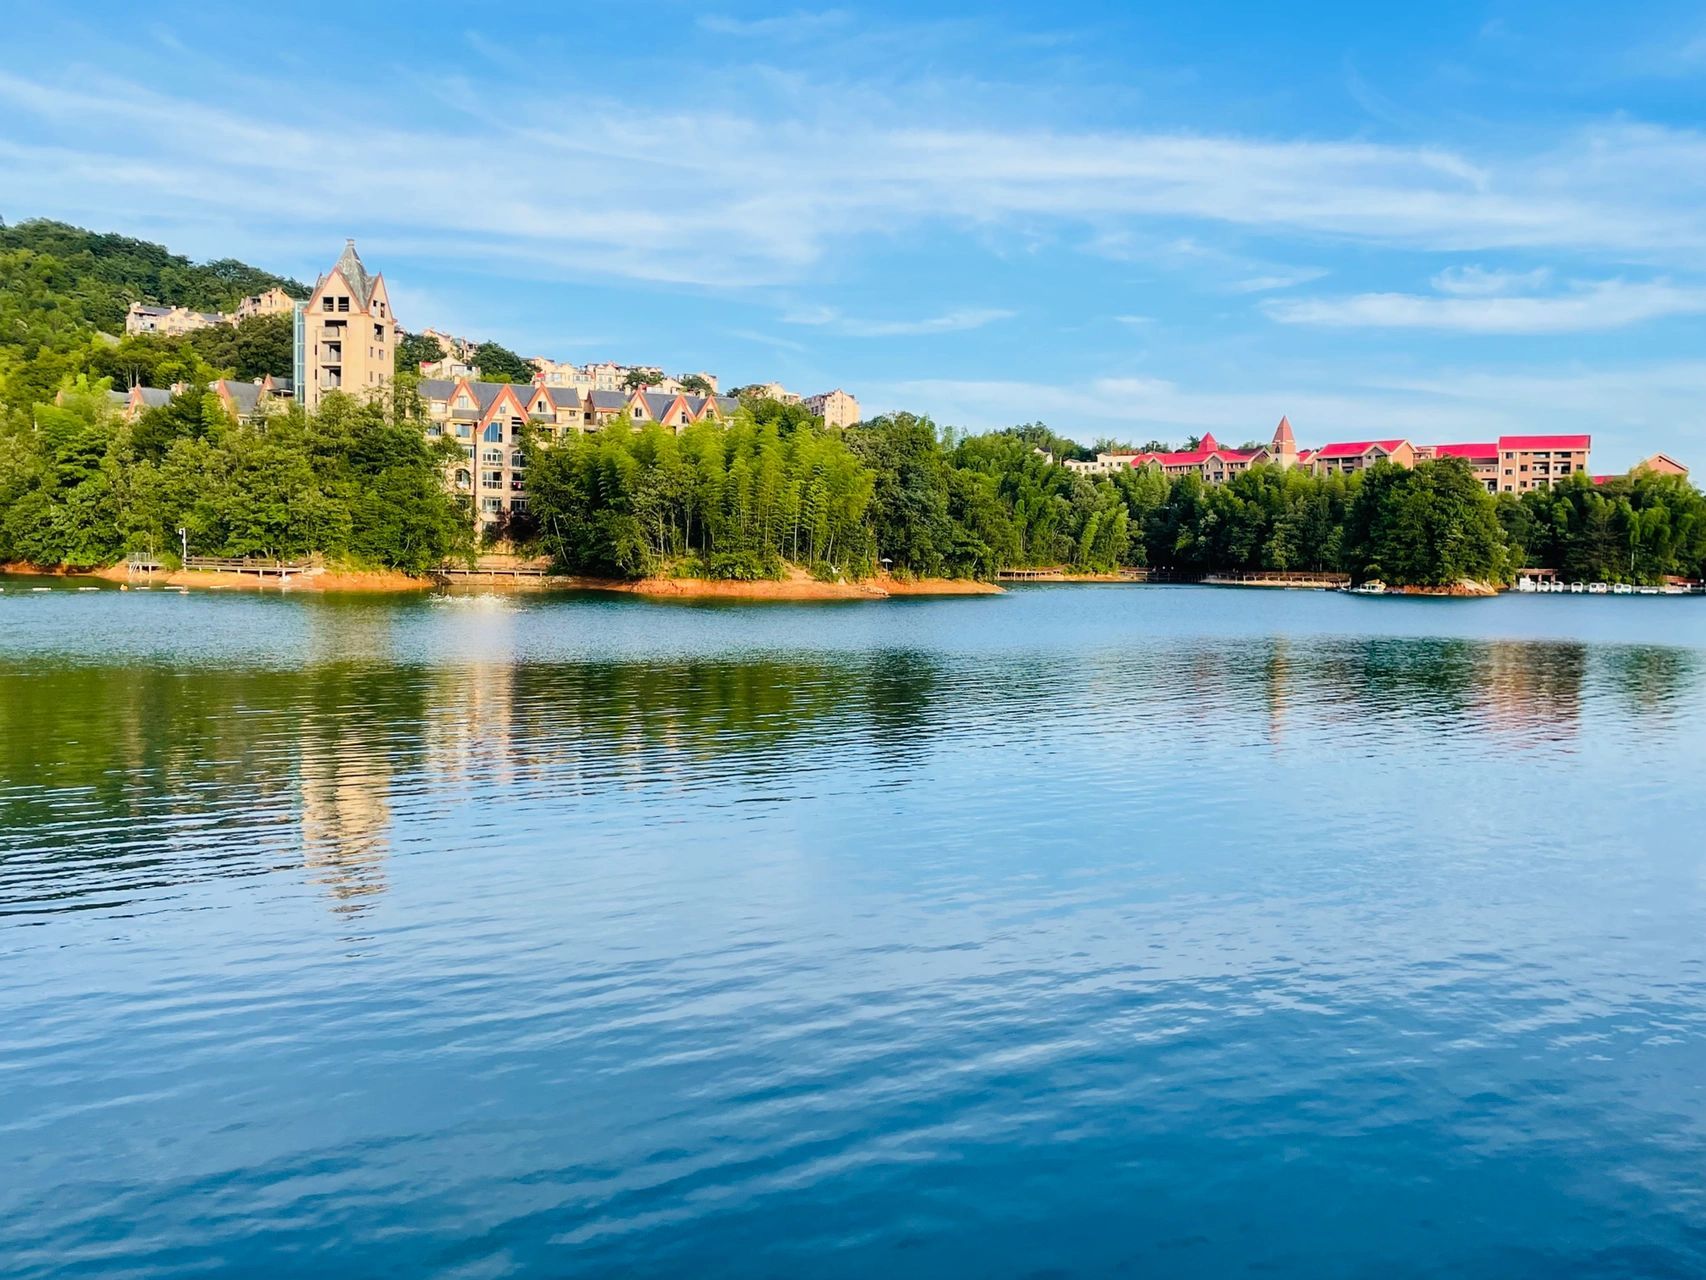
[803,388,861,427]
[1310,438,1417,476]
[1124,419,1300,484]
[234,287,296,321]
[738,381,802,404]
[1634,452,1688,479]
[1064,452,1141,475]
[126,287,298,337]
[1492,435,1590,493]
[125,302,226,337]
[416,376,738,530]
[294,240,398,412]
[422,329,476,360]
[1419,436,1591,493]
[1417,442,1500,491]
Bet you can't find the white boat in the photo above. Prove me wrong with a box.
[1346,580,1387,595]
[1588,582,1609,594]
[1636,585,1659,595]
[1569,582,1586,593]
[1612,582,1633,595]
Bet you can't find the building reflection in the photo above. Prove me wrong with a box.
[1473,641,1586,745]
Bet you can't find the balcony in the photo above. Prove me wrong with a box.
[318,325,345,342]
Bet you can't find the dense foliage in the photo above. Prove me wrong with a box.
[0,380,468,574]
[526,415,874,579]
[1497,472,1706,584]
[470,341,536,383]
[0,218,306,411]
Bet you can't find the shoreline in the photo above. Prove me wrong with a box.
[2,562,1004,601]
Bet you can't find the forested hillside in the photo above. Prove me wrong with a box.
[0,218,306,409]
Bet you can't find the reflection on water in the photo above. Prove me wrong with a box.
[2,586,1705,1278]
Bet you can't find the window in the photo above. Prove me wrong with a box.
[482,449,503,464]
[455,394,474,410]
[484,423,503,442]
[482,470,503,488]
[337,297,350,312]
[456,424,472,439]
[321,297,333,312]
[481,497,502,513]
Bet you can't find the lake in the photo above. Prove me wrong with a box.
[3,579,1705,1278]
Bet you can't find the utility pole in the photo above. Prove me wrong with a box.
[178,526,188,566]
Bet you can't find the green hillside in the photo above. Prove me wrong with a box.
[0,218,308,407]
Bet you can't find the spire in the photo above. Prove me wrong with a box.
[332,239,373,307]
[1273,415,1296,450]
[1200,431,1219,452]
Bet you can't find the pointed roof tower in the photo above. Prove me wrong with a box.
[1272,415,1295,452]
[1200,431,1220,452]
[332,238,375,308]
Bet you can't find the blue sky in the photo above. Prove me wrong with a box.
[3,1,1706,467]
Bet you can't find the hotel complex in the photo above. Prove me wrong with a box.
[1067,418,1635,494]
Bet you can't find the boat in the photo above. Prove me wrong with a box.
[1636,585,1659,596]
[1588,582,1609,594]
[1612,582,1633,595]
[1346,579,1387,595]
[1569,582,1586,593]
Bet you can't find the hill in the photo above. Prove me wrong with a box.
[0,218,309,406]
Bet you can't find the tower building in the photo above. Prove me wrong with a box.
[295,240,397,411]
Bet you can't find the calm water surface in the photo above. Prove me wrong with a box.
[3,580,1706,1277]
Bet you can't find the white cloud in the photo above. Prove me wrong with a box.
[6,68,1706,291]
[783,306,1015,336]
[1264,278,1706,333]
[1429,265,1554,296]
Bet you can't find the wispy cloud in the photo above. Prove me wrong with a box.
[6,67,1706,292]
[784,305,1015,336]
[1264,278,1706,333]
[1430,265,1555,296]
[697,10,851,39]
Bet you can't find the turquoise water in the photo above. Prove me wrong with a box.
[3,580,1706,1277]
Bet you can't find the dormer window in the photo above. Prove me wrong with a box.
[337,297,349,312]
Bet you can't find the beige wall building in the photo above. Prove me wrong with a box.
[126,287,297,337]
[804,388,861,427]
[418,376,738,533]
[234,287,296,321]
[298,240,398,412]
[125,302,226,337]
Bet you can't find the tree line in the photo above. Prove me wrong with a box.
[0,380,467,574]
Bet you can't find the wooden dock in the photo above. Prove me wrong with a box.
[436,558,554,585]
[1202,570,1351,589]
[183,556,314,580]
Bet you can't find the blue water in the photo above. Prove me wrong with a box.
[3,582,1705,1277]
